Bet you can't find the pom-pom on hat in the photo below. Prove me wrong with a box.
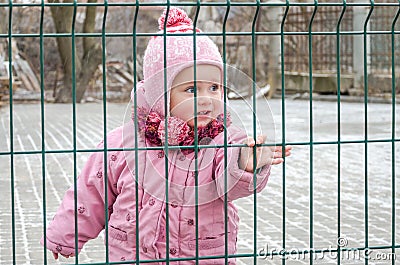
[157,7,194,30]
[142,7,223,118]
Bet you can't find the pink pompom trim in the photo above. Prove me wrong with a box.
[158,117,191,146]
[133,107,231,154]
[158,7,193,30]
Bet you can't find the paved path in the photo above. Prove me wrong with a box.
[0,99,399,265]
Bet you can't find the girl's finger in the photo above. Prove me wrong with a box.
[272,146,292,156]
[275,145,293,152]
[271,158,284,165]
[52,252,59,260]
[272,152,282,159]
[245,137,255,147]
[273,149,291,158]
[256,135,266,144]
[274,146,283,153]
[285,146,292,154]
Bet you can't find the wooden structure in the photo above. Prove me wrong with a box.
[0,40,40,104]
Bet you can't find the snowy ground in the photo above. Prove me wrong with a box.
[0,98,399,264]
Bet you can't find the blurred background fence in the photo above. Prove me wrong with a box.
[1,0,400,104]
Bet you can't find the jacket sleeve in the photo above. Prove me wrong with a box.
[213,126,271,201]
[40,128,127,257]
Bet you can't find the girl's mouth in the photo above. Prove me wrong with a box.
[197,111,211,116]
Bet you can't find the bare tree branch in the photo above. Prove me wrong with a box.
[83,0,98,56]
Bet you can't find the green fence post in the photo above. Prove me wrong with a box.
[222,2,230,265]
[101,1,109,264]
[7,0,15,264]
[336,1,347,263]
[363,2,374,264]
[39,0,47,263]
[308,1,318,263]
[71,0,79,263]
[280,1,289,263]
[162,4,170,265]
[132,2,140,264]
[251,2,260,264]
[390,2,399,265]
[192,4,200,264]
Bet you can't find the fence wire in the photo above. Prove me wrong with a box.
[0,1,399,265]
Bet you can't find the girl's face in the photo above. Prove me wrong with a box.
[170,65,223,128]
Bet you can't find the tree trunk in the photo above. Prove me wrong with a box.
[51,0,101,103]
[75,0,101,102]
[76,43,102,101]
[0,0,8,64]
[0,1,7,35]
[83,0,97,55]
[249,10,262,96]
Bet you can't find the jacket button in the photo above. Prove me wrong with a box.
[158,150,164,158]
[187,219,194,226]
[149,198,155,206]
[78,206,85,214]
[96,170,102,178]
[171,203,178,208]
[120,256,126,261]
[55,245,62,252]
[111,154,117,161]
[179,154,185,161]
[126,213,130,221]
[191,171,196,177]
[169,247,177,255]
[142,246,148,253]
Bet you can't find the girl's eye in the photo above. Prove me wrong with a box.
[185,87,195,93]
[210,84,220,91]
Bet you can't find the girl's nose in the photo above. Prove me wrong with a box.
[197,95,212,106]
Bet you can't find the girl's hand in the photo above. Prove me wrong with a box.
[239,135,292,173]
[52,251,74,260]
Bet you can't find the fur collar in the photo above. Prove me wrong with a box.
[134,107,231,153]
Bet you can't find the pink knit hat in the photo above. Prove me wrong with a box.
[143,7,223,117]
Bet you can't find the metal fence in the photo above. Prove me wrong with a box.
[283,5,354,74]
[283,1,400,75]
[0,1,399,265]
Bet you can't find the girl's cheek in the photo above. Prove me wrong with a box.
[213,99,223,111]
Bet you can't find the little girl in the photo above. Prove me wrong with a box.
[41,7,291,264]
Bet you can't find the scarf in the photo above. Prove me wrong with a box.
[134,107,231,153]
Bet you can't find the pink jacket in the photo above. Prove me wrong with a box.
[41,115,271,264]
